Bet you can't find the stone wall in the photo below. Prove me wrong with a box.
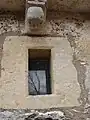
[0,0,90,12]
[0,36,80,109]
[0,12,90,119]
[0,110,71,120]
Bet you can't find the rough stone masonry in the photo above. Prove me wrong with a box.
[0,0,90,120]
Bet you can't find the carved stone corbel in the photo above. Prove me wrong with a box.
[25,0,47,34]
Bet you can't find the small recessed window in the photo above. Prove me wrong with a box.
[28,49,51,95]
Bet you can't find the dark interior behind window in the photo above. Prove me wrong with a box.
[28,49,51,95]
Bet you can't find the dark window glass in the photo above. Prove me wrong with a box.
[28,49,51,95]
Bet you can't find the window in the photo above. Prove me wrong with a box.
[28,49,51,95]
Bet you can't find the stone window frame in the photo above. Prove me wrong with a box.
[0,36,80,109]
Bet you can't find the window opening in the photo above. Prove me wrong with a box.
[28,49,51,95]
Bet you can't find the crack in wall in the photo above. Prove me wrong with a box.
[67,32,89,107]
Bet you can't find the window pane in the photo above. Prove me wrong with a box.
[28,70,47,95]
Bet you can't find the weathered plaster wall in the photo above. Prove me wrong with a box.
[0,12,90,119]
[0,36,80,109]
[0,0,90,12]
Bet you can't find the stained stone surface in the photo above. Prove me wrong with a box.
[0,0,90,12]
[0,110,66,120]
[0,10,90,120]
[0,36,80,109]
[0,109,90,120]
